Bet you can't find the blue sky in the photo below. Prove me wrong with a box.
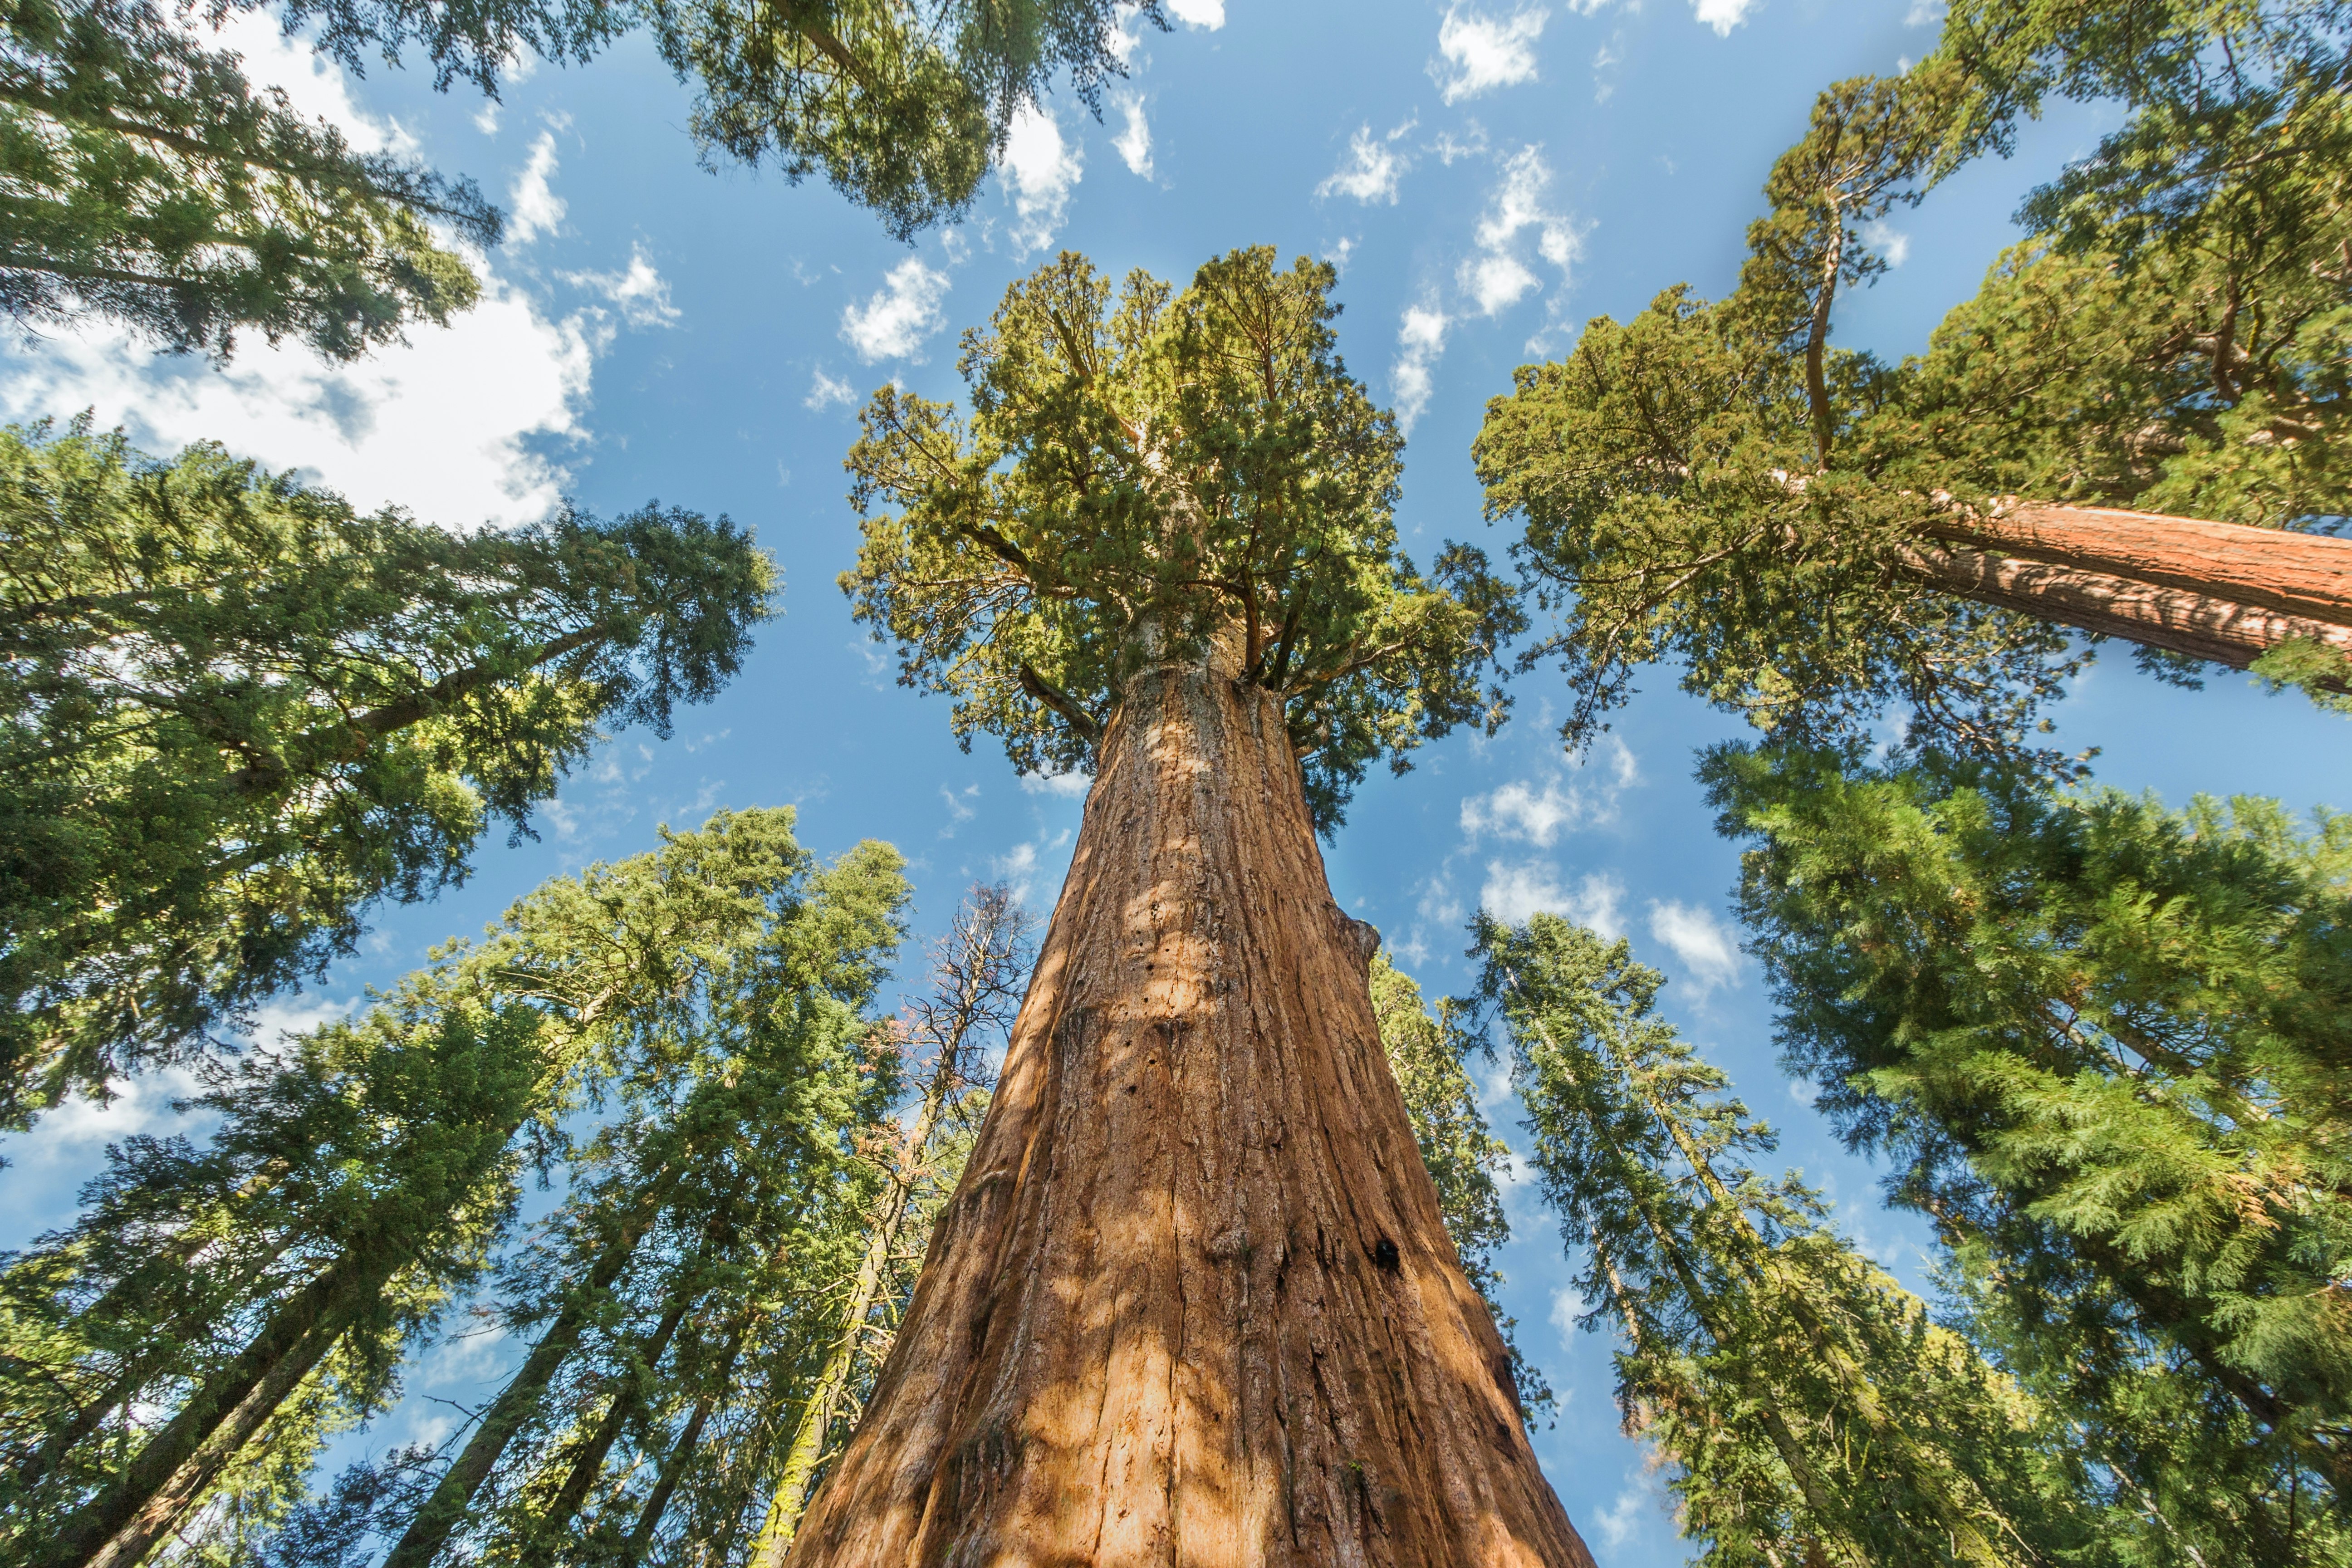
[6,1,2351,1560]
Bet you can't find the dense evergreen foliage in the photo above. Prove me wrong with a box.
[2,0,1159,353]
[0,419,774,1130]
[840,245,1524,830]
[1475,911,2115,1568]
[1710,744,2352,1561]
[1470,0,2352,768]
[0,806,907,1568]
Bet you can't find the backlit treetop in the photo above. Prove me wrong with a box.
[842,247,1522,831]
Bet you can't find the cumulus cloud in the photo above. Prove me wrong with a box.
[507,128,566,247]
[1480,864,1626,937]
[562,245,679,328]
[805,366,856,411]
[1691,0,1758,35]
[1431,4,1548,103]
[841,258,951,362]
[992,829,1073,906]
[1316,120,1414,205]
[0,270,606,527]
[1112,92,1153,178]
[1166,0,1224,25]
[1460,143,1582,328]
[1002,103,1083,255]
[1647,899,1743,995]
[1460,738,1636,846]
[1391,304,1448,432]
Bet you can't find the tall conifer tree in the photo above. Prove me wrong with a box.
[1708,743,2352,1562]
[1474,911,2109,1568]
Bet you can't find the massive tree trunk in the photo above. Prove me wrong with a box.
[785,656,1593,1567]
[1906,501,2352,671]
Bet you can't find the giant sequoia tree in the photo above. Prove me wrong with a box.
[788,246,1590,1564]
[1472,0,2352,771]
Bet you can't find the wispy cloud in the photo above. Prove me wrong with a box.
[1480,864,1626,937]
[1112,92,1153,178]
[1167,0,1224,25]
[1460,739,1636,847]
[1462,144,1583,333]
[507,128,566,247]
[562,245,680,328]
[1002,104,1083,255]
[1431,4,1549,103]
[1391,303,1448,432]
[841,259,951,362]
[1647,899,1742,996]
[805,367,856,411]
[1316,119,1416,205]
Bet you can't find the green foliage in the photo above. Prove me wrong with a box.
[1367,952,1551,1423]
[842,246,1523,831]
[0,418,775,1130]
[0,807,909,1564]
[645,0,1162,242]
[0,0,499,359]
[1708,743,2352,1560]
[1472,0,2352,765]
[1472,912,2110,1568]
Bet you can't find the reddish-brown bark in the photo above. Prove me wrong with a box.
[1922,502,2352,626]
[786,657,1594,1568]
[1896,500,2352,674]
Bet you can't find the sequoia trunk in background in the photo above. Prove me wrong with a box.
[1908,502,2352,671]
[785,659,1593,1568]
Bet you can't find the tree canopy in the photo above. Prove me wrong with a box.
[1471,0,2352,771]
[0,418,775,1130]
[841,245,1523,830]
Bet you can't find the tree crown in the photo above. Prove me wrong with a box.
[842,247,1521,830]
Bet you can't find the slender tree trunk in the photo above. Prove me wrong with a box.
[1903,502,2352,671]
[786,658,1594,1566]
[382,1168,677,1568]
[529,1295,694,1557]
[39,1240,409,1568]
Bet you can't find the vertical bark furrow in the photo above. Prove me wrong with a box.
[784,664,1593,1567]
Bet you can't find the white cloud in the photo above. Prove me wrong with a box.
[1391,304,1448,432]
[941,783,979,825]
[1002,103,1083,255]
[1460,253,1540,317]
[1166,0,1224,25]
[1432,124,1490,165]
[1112,92,1153,178]
[1431,4,1548,104]
[841,258,952,362]
[0,269,606,528]
[1019,770,1092,798]
[1647,899,1743,996]
[991,829,1072,906]
[1480,864,1626,938]
[1691,0,1757,35]
[1905,0,1946,24]
[1325,236,1358,273]
[562,245,679,328]
[1458,145,1583,339]
[1863,218,1912,267]
[1316,120,1414,205]
[1789,1078,1822,1107]
[507,129,566,248]
[1461,742,1635,847]
[1549,1285,1589,1339]
[1596,1477,1656,1549]
[805,367,857,411]
[208,10,414,154]
[474,101,501,135]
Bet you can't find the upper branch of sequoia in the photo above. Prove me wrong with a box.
[840,246,1524,830]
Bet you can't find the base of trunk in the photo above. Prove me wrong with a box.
[786,664,1592,1567]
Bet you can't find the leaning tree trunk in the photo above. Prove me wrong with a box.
[1907,501,2352,671]
[784,655,1594,1567]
